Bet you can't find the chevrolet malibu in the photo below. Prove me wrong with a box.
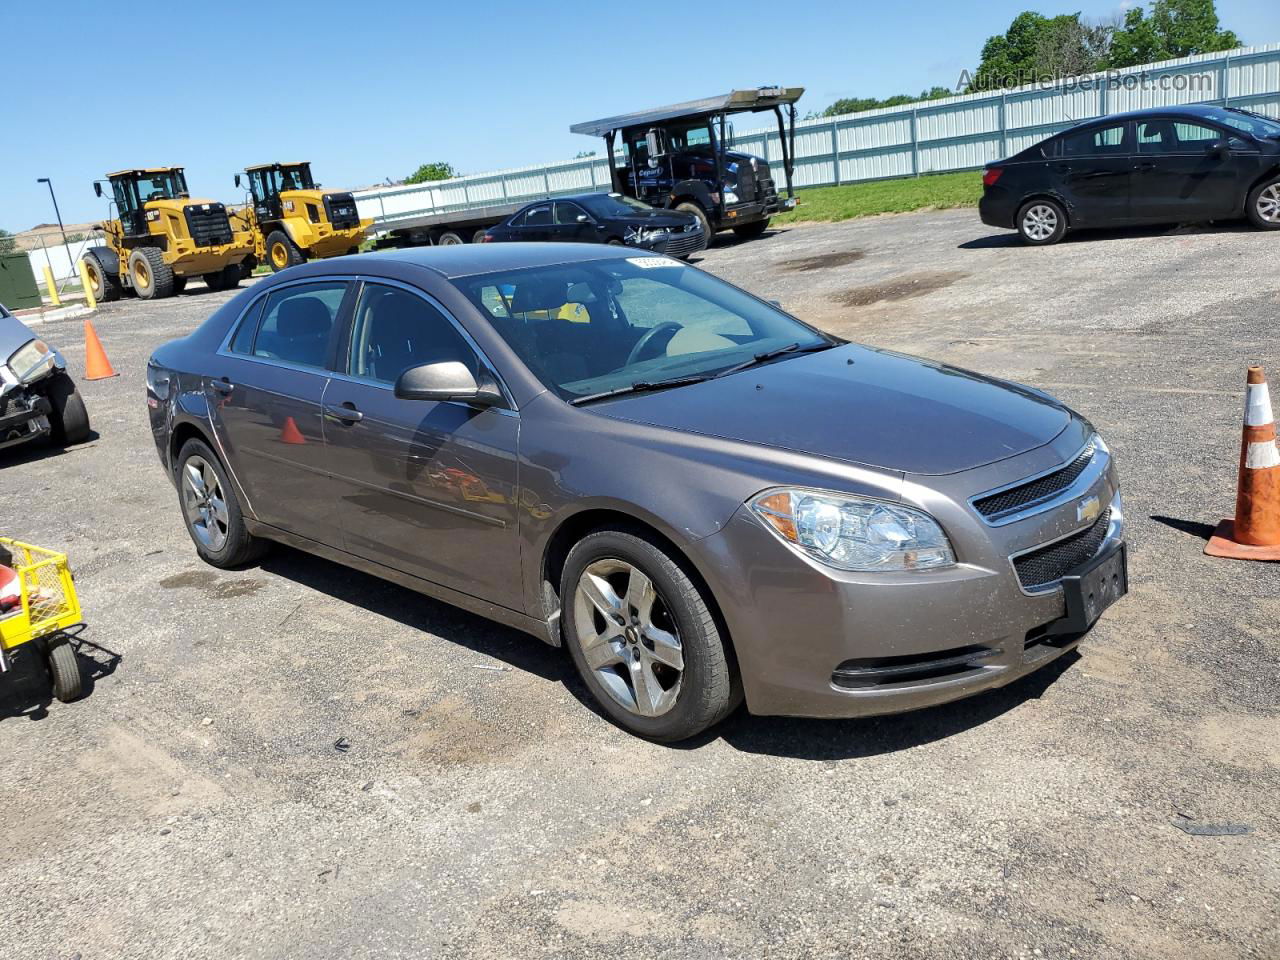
[146,245,1126,741]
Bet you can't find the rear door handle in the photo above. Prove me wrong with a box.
[1134,161,1156,171]
[323,403,364,424]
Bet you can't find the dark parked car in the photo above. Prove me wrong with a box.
[147,244,1125,741]
[980,104,1280,244]
[483,193,706,258]
[1,303,90,454]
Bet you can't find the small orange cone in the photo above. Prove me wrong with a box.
[279,416,307,445]
[1205,365,1280,561]
[83,319,118,381]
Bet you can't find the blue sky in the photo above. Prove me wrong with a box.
[3,0,1276,230]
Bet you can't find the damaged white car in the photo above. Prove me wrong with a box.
[0,303,90,453]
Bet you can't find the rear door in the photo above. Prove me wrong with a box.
[550,201,598,243]
[322,279,523,610]
[1131,117,1243,222]
[210,279,352,546]
[510,203,554,242]
[1049,121,1133,224]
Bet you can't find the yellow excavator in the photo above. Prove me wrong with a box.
[231,162,372,273]
[81,168,253,300]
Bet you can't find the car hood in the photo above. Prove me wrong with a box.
[591,344,1072,475]
[0,313,37,359]
[603,211,696,229]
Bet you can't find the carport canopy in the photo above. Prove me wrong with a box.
[570,87,804,137]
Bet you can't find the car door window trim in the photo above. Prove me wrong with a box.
[217,274,355,373]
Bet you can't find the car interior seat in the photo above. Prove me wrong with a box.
[258,296,332,366]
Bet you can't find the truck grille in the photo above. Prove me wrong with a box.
[1014,508,1111,590]
[323,193,360,230]
[663,228,705,258]
[183,203,233,248]
[975,440,1096,519]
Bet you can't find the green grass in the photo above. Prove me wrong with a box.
[773,171,982,225]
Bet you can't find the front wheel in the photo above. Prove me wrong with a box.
[436,230,466,246]
[176,439,267,568]
[267,231,305,271]
[45,372,90,445]
[1017,199,1067,245]
[561,529,739,741]
[128,247,175,299]
[732,218,769,239]
[1246,177,1280,230]
[82,252,122,302]
[44,635,82,702]
[675,202,713,249]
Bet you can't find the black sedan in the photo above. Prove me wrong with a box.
[979,104,1280,244]
[482,193,706,258]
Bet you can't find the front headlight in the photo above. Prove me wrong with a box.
[723,191,740,204]
[639,227,668,242]
[750,488,956,572]
[7,339,55,383]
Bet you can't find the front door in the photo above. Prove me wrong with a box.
[210,279,352,547]
[1131,117,1243,223]
[322,280,523,610]
[550,201,597,243]
[1050,121,1133,224]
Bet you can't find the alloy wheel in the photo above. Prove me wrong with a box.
[1022,204,1059,241]
[1257,184,1280,224]
[572,558,684,717]
[181,456,230,552]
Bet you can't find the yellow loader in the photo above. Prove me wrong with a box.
[82,168,254,300]
[231,162,372,273]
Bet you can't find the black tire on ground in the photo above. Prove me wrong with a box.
[266,230,305,272]
[171,276,187,295]
[219,263,241,290]
[44,635,82,703]
[203,271,225,291]
[45,372,90,446]
[606,238,625,245]
[1245,176,1280,230]
[176,438,268,568]
[436,230,466,246]
[561,528,740,742]
[346,246,360,256]
[127,247,175,299]
[675,202,714,248]
[240,255,258,280]
[1016,198,1068,245]
[82,252,123,302]
[472,229,488,244]
[732,218,770,240]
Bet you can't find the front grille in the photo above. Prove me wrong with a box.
[183,203,233,247]
[832,644,999,690]
[323,192,360,229]
[663,231,705,257]
[737,161,757,202]
[975,441,1096,519]
[1014,508,1112,590]
[757,160,777,199]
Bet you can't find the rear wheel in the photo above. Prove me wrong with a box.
[128,247,175,299]
[732,218,769,239]
[436,230,466,246]
[471,229,488,244]
[267,230,305,271]
[1016,199,1067,245]
[1246,177,1280,230]
[204,264,241,291]
[240,255,258,279]
[675,202,713,248]
[82,252,122,302]
[44,635,82,703]
[45,372,90,445]
[176,439,267,568]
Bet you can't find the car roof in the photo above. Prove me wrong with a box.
[1067,104,1245,129]
[345,242,657,280]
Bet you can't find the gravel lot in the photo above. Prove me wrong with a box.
[2,211,1276,960]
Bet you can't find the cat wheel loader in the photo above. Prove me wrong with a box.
[81,168,254,301]
[230,162,372,273]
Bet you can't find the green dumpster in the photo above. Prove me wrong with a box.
[0,253,41,310]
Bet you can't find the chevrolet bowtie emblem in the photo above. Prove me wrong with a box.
[1077,495,1101,524]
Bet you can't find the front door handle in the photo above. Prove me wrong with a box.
[323,403,364,424]
[210,378,234,395]
[1134,161,1156,171]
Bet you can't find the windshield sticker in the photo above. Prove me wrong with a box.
[626,257,682,269]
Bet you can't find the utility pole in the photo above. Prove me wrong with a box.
[36,177,71,252]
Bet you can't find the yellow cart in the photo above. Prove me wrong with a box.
[0,538,83,702]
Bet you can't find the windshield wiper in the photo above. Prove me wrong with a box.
[568,374,710,406]
[711,341,836,380]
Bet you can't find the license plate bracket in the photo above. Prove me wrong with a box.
[1052,542,1127,636]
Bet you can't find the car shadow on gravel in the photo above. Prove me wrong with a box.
[960,220,1254,250]
[0,431,102,469]
[706,650,1080,760]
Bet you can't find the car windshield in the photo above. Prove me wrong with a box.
[1215,108,1280,138]
[134,170,187,202]
[579,194,655,218]
[456,257,832,401]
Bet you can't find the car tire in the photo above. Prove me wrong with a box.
[606,238,624,245]
[240,256,258,280]
[1246,176,1280,230]
[171,276,187,295]
[267,231,305,272]
[82,252,122,302]
[561,528,739,742]
[471,229,488,244]
[1016,199,1067,245]
[175,438,267,568]
[44,635,82,703]
[732,218,769,239]
[45,372,90,446]
[436,230,466,246]
[675,202,713,248]
[128,247,175,299]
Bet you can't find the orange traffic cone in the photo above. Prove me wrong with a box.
[83,319,118,380]
[1205,365,1280,561]
[279,416,307,445]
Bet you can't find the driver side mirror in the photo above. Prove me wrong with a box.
[1210,138,1230,157]
[394,361,503,407]
[645,128,666,159]
[576,214,590,223]
[234,174,242,188]
[93,182,103,198]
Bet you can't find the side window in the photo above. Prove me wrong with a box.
[348,283,478,386]
[554,202,587,225]
[1137,119,1177,153]
[524,204,552,227]
[229,297,265,354]
[1058,124,1127,157]
[1173,122,1224,151]
[247,282,347,368]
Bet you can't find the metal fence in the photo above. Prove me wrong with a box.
[355,43,1280,229]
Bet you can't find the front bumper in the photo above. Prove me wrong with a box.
[688,432,1125,718]
[0,393,52,451]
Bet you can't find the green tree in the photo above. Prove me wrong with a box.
[574,150,597,159]
[968,11,1112,91]
[0,229,16,254]
[1106,0,1240,68]
[821,86,952,118]
[404,162,458,184]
